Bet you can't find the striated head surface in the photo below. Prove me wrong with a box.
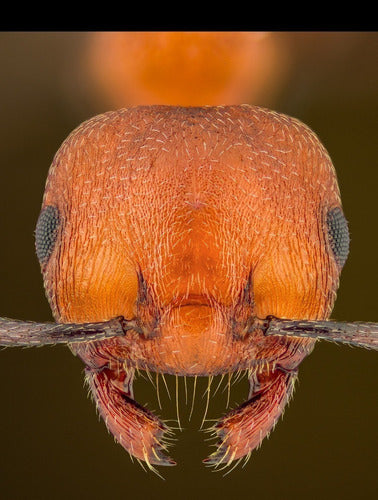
[38,105,345,375]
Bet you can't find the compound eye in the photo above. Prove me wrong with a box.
[326,207,350,269]
[35,205,60,266]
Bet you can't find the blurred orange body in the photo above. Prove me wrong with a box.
[39,105,343,465]
[86,32,288,106]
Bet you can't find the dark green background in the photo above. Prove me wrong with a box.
[0,32,376,499]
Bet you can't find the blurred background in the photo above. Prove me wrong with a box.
[0,31,376,499]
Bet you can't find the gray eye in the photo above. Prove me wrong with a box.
[326,207,350,269]
[35,205,60,266]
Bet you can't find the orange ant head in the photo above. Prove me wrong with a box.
[2,104,368,470]
[39,105,346,376]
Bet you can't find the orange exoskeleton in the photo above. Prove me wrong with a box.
[1,105,376,472]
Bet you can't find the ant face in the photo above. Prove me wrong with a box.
[0,105,376,473]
